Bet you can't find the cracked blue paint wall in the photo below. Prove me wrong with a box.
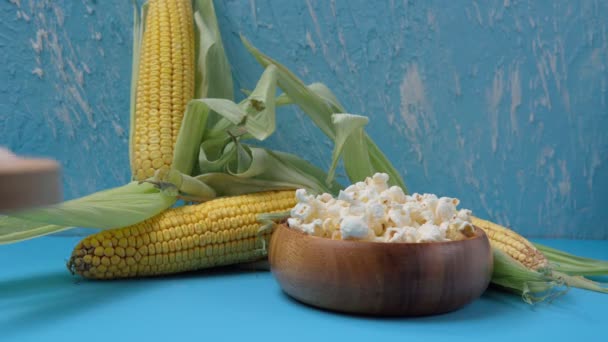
[1,0,607,238]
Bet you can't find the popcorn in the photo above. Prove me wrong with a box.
[286,173,475,243]
[416,223,446,242]
[337,190,355,203]
[385,186,407,203]
[290,203,314,222]
[387,206,412,227]
[300,219,323,236]
[435,197,458,223]
[386,227,417,243]
[457,209,472,221]
[340,215,370,240]
[295,188,312,203]
[318,193,334,203]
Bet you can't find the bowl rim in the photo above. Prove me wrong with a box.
[275,223,487,247]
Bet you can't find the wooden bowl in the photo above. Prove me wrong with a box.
[269,224,493,316]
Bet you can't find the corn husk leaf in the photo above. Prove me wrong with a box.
[200,65,278,141]
[555,271,608,293]
[146,169,216,202]
[0,218,72,244]
[236,64,278,141]
[198,141,337,195]
[228,147,334,194]
[241,36,407,192]
[276,82,346,112]
[195,143,346,197]
[192,0,233,101]
[326,114,369,185]
[6,182,175,229]
[198,136,235,173]
[196,174,298,197]
[491,246,608,304]
[171,101,209,176]
[534,243,608,276]
[490,247,568,304]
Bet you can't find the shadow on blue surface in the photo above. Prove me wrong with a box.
[0,265,269,338]
[0,271,140,336]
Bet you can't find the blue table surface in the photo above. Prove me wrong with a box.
[1,237,607,342]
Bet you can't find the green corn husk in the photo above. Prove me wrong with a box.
[491,247,608,304]
[534,243,608,276]
[490,248,568,304]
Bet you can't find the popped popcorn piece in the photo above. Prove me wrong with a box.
[385,186,407,203]
[416,223,446,243]
[340,215,370,240]
[372,172,389,186]
[355,181,366,190]
[387,206,412,227]
[421,194,439,213]
[386,227,418,243]
[287,217,301,230]
[458,221,476,237]
[435,197,458,223]
[457,209,472,221]
[291,202,314,222]
[300,219,323,236]
[366,201,386,228]
[337,190,355,203]
[322,217,339,234]
[348,204,366,216]
[358,187,378,203]
[439,221,450,234]
[318,193,334,203]
[294,189,315,206]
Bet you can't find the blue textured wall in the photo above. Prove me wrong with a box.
[1,0,607,239]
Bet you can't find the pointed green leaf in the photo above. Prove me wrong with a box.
[222,146,334,195]
[238,65,278,140]
[193,98,246,125]
[192,0,234,101]
[0,217,72,244]
[277,82,346,113]
[199,136,235,173]
[7,182,175,229]
[196,173,298,197]
[535,243,608,276]
[326,114,369,185]
[172,100,209,175]
[231,141,253,174]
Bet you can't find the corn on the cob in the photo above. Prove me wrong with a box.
[67,190,296,279]
[132,0,195,181]
[472,216,548,270]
